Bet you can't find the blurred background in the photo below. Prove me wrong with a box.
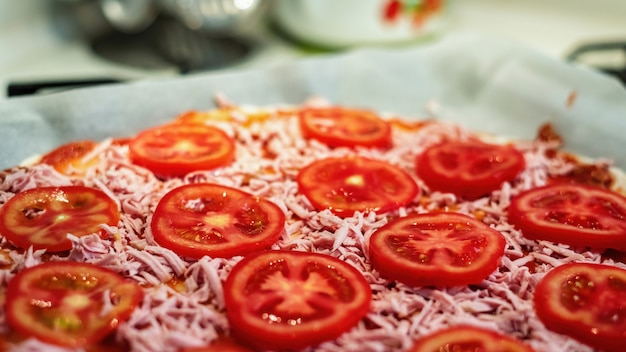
[0,0,624,98]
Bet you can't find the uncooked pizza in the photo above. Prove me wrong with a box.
[0,96,625,352]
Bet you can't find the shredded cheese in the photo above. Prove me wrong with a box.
[0,104,623,352]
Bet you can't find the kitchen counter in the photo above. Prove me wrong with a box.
[450,0,625,58]
[0,0,624,98]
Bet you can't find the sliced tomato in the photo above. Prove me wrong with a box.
[508,183,626,251]
[0,186,120,252]
[369,212,506,287]
[296,156,418,217]
[550,163,614,189]
[416,140,525,199]
[5,261,143,349]
[533,263,626,352]
[409,325,535,352]
[299,107,392,148]
[151,183,285,259]
[179,339,252,352]
[111,137,132,146]
[128,123,235,178]
[40,140,99,175]
[176,109,281,127]
[176,109,234,125]
[223,250,372,351]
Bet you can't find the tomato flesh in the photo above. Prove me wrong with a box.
[416,140,525,199]
[176,110,234,125]
[223,250,372,350]
[5,261,143,348]
[151,183,285,259]
[409,325,535,352]
[40,140,99,175]
[299,107,392,148]
[176,109,281,127]
[0,186,120,252]
[550,163,614,188]
[179,339,252,352]
[508,183,626,251]
[533,263,626,352]
[128,123,235,178]
[369,212,506,287]
[296,156,418,217]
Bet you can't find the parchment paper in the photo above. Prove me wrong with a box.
[1,33,625,170]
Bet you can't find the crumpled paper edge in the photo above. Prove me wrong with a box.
[1,32,625,170]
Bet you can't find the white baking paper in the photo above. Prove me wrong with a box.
[1,33,625,170]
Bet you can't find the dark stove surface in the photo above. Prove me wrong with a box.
[567,40,626,86]
[91,18,255,74]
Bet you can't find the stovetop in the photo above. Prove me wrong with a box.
[1,0,625,99]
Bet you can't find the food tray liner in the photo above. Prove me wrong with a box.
[1,33,625,170]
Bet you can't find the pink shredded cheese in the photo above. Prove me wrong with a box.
[0,103,622,352]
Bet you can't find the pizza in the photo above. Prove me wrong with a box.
[0,96,625,352]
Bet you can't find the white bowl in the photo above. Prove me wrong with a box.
[273,0,449,48]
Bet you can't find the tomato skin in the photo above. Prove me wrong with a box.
[369,212,506,287]
[5,261,143,349]
[176,110,234,125]
[128,123,235,178]
[416,140,525,199]
[40,140,99,175]
[151,183,285,259]
[296,156,418,217]
[223,250,372,351]
[409,325,535,352]
[508,183,626,251]
[299,107,392,149]
[550,162,614,189]
[533,263,626,352]
[178,339,252,352]
[0,186,120,252]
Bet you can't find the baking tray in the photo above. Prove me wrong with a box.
[1,33,626,170]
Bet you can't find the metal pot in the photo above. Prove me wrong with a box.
[53,0,272,38]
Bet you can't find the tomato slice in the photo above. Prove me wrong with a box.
[416,140,525,199]
[179,339,252,352]
[550,163,614,189]
[223,250,372,351]
[176,109,234,125]
[39,140,99,175]
[151,183,285,259]
[0,186,120,252]
[369,212,506,287]
[533,263,626,352]
[299,107,392,148]
[175,109,282,127]
[409,325,535,352]
[5,261,143,348]
[296,156,418,217]
[508,183,626,251]
[128,123,235,178]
